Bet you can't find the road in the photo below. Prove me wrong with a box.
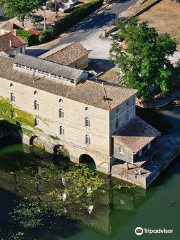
[27,0,138,59]
[48,0,138,52]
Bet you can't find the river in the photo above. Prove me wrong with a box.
[0,105,180,240]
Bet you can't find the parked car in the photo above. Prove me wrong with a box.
[58,3,75,12]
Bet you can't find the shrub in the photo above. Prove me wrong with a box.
[39,0,103,43]
[38,29,54,43]
[17,29,39,46]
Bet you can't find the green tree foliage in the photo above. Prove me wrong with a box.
[0,0,47,26]
[110,18,177,99]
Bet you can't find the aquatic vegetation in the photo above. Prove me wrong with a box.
[2,160,108,240]
[113,182,136,190]
[11,202,45,229]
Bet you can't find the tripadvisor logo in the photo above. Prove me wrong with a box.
[135,227,174,235]
[135,227,143,235]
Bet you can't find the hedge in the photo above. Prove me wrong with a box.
[17,29,39,46]
[39,0,103,43]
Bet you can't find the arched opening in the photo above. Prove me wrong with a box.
[29,135,45,160]
[79,154,96,171]
[29,135,38,146]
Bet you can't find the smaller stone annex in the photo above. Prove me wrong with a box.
[39,42,89,69]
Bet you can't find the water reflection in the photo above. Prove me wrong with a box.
[0,144,151,240]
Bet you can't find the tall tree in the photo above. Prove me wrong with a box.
[0,0,47,27]
[110,18,177,100]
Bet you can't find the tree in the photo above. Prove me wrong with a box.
[47,0,59,18]
[110,18,177,100]
[0,0,47,27]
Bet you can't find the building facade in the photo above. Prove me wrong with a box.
[0,54,160,174]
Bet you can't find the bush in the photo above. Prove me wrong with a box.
[38,29,54,43]
[17,29,39,46]
[39,0,103,43]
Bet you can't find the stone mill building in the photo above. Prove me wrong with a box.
[0,52,160,175]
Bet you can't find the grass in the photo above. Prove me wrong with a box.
[0,97,35,128]
[138,0,180,49]
[22,128,34,137]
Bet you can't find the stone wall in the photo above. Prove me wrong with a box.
[68,55,88,70]
[113,141,133,163]
[0,76,116,173]
[110,95,136,134]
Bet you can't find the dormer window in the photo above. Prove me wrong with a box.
[10,83,14,88]
[34,91,38,95]
[59,109,64,118]
[85,117,90,127]
[59,99,63,103]
[34,100,39,111]
[85,107,89,111]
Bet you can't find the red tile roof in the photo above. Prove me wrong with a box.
[112,117,161,153]
[28,29,41,36]
[0,32,25,52]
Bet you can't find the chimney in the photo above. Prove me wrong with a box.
[13,30,17,36]
[101,82,107,101]
[9,39,12,48]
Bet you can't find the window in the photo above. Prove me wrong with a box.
[10,93,15,103]
[85,107,89,111]
[125,111,129,122]
[85,117,90,127]
[35,117,39,127]
[85,135,91,144]
[116,107,119,113]
[12,111,16,118]
[60,126,64,135]
[148,142,151,149]
[34,91,38,95]
[34,100,39,110]
[139,149,142,157]
[126,100,129,107]
[59,109,64,118]
[115,118,119,129]
[59,99,63,103]
[119,147,124,154]
[10,83,14,88]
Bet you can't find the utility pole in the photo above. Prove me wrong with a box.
[42,6,46,30]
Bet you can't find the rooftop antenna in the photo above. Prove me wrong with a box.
[101,82,111,110]
[32,70,35,83]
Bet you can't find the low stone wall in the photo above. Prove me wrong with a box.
[111,165,147,188]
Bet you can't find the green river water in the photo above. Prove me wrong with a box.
[0,106,180,240]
